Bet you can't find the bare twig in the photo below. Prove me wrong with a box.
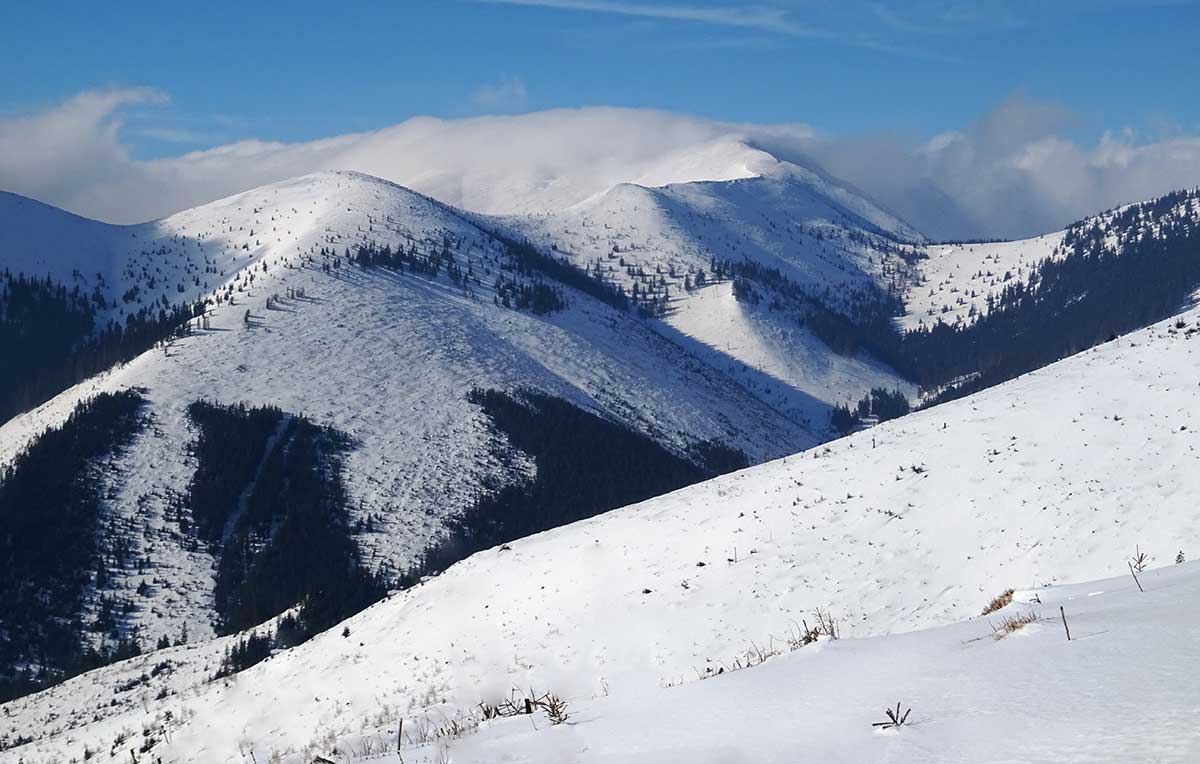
[1130,545,1149,573]
[1059,606,1071,641]
[1128,561,1144,593]
[812,608,840,640]
[871,702,912,729]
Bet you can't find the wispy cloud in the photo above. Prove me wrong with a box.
[468,76,530,113]
[128,126,217,145]
[474,0,960,58]
[484,0,1192,52]
[862,0,1183,37]
[479,0,819,37]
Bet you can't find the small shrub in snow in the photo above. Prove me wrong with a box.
[1130,545,1149,573]
[544,694,571,725]
[479,688,571,725]
[871,702,912,730]
[809,608,840,640]
[1177,550,1185,564]
[981,588,1014,615]
[991,611,1039,640]
[479,689,535,719]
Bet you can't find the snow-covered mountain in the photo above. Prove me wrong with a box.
[489,148,925,422]
[903,188,1200,332]
[508,148,922,309]
[0,167,922,696]
[5,268,1199,763]
[893,187,1200,408]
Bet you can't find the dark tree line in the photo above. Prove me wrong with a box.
[212,630,273,679]
[0,390,147,702]
[347,239,468,284]
[0,271,200,426]
[347,240,571,315]
[193,392,746,668]
[687,437,751,475]
[183,400,285,543]
[830,388,911,434]
[493,274,567,314]
[182,401,385,639]
[496,235,630,313]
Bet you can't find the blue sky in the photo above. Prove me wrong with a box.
[2,0,1196,157]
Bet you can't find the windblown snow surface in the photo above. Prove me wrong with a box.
[0,169,911,651]
[5,289,1199,763]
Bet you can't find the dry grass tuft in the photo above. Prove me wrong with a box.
[696,609,841,683]
[991,610,1039,640]
[981,588,1014,615]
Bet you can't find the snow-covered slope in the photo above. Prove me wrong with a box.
[0,177,307,328]
[900,233,1065,331]
[661,280,903,419]
[500,160,924,418]
[512,154,922,302]
[6,285,1198,762]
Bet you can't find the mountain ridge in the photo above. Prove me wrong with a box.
[0,168,917,703]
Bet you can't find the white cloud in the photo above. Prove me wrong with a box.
[0,93,793,222]
[3,88,1200,241]
[799,93,1200,239]
[0,88,166,220]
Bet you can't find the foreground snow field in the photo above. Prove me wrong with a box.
[453,561,1200,764]
[4,287,1198,762]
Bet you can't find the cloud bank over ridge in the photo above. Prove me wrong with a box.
[3,88,1200,240]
